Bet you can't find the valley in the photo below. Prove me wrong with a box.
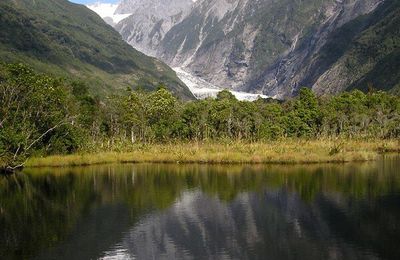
[90,0,400,99]
[1,2,400,259]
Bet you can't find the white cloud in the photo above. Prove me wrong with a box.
[87,2,131,24]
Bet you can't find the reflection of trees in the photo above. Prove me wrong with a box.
[0,172,87,259]
[0,158,399,259]
[0,165,185,259]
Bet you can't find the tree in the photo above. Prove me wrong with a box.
[0,64,76,171]
[121,90,148,143]
[146,87,179,141]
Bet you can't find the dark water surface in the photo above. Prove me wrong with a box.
[1,155,400,260]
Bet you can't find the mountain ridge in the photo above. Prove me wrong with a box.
[0,0,194,99]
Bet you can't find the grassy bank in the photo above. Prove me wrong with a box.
[24,139,400,168]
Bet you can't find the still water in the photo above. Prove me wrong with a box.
[1,155,400,260]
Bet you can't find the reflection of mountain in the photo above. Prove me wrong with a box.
[1,158,400,259]
[115,189,400,259]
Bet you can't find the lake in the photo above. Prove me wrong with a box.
[1,155,400,259]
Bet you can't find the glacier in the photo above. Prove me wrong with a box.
[173,67,271,101]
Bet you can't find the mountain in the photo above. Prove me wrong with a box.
[106,0,399,98]
[0,0,194,99]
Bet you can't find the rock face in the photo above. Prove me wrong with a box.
[114,0,194,57]
[99,0,399,98]
[159,0,256,91]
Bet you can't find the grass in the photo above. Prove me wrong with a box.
[24,139,400,168]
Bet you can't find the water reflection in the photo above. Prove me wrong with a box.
[1,155,400,259]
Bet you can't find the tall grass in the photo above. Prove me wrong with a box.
[25,139,400,168]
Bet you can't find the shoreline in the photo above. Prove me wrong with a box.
[23,140,400,168]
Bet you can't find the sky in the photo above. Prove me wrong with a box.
[69,0,119,4]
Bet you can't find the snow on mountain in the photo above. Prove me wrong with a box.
[86,2,131,26]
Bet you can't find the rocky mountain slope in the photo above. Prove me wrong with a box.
[307,0,400,95]
[0,0,194,99]
[246,0,400,97]
[114,0,194,57]
[108,0,399,98]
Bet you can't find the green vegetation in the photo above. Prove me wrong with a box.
[0,0,193,99]
[0,63,399,171]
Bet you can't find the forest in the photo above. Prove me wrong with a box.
[1,63,399,170]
